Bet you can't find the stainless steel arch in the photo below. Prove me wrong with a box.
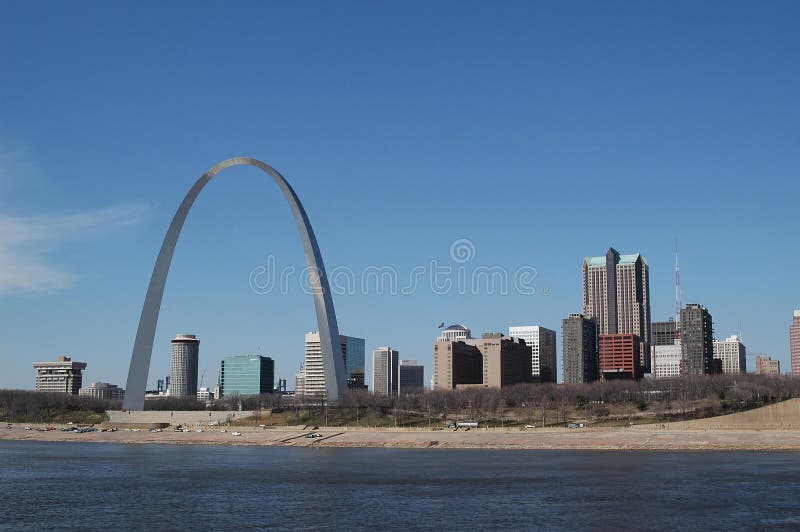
[122,157,347,410]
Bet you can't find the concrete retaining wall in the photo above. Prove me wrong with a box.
[107,410,256,426]
[668,399,800,430]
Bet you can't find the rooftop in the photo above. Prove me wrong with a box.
[585,253,646,267]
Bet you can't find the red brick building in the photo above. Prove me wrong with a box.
[599,333,642,380]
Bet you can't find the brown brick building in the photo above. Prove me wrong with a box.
[433,332,531,389]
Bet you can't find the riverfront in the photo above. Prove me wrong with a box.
[4,424,800,451]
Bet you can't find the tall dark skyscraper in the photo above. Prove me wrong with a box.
[398,360,425,394]
[680,304,714,376]
[562,314,599,384]
[652,319,678,346]
[582,247,652,372]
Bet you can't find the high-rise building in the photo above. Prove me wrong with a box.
[433,340,483,389]
[651,341,682,379]
[399,360,425,394]
[599,333,641,380]
[755,355,781,376]
[78,381,123,400]
[680,305,714,376]
[32,356,87,394]
[218,355,275,397]
[652,319,678,346]
[372,347,399,396]
[476,333,532,388]
[508,325,557,382]
[433,333,531,389]
[582,248,652,372]
[344,336,366,390]
[561,314,599,384]
[791,310,800,376]
[170,334,199,399]
[295,366,306,396]
[304,332,365,398]
[713,335,747,374]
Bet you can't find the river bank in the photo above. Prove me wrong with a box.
[3,424,800,451]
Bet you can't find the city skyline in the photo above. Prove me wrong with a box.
[2,2,799,390]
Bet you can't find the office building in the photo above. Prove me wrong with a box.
[476,333,532,388]
[433,332,531,389]
[599,333,641,380]
[218,355,275,397]
[433,340,483,389]
[372,347,399,396]
[582,248,652,372]
[713,336,747,374]
[344,335,367,389]
[651,341,682,379]
[791,310,800,376]
[562,314,599,384]
[197,387,214,402]
[652,319,678,346]
[509,325,557,382]
[680,305,714,376]
[304,332,365,398]
[78,381,124,400]
[32,356,87,394]
[170,334,199,399]
[295,367,306,396]
[755,355,781,376]
[399,360,425,394]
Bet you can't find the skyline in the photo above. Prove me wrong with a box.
[2,2,799,390]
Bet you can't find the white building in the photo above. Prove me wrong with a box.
[372,347,399,396]
[508,325,557,382]
[79,381,124,401]
[197,387,214,402]
[294,367,306,396]
[651,341,682,379]
[713,335,747,374]
[304,332,365,398]
[437,324,472,342]
[33,356,87,394]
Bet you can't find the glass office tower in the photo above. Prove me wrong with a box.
[218,355,275,397]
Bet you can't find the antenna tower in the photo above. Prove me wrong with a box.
[675,239,681,336]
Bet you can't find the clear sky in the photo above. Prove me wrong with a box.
[1,1,798,390]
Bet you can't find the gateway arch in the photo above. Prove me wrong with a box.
[122,157,346,411]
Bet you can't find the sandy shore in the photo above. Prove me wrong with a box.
[3,425,800,451]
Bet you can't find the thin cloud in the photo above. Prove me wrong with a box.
[0,204,149,294]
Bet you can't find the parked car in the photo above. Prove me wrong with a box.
[231,431,242,436]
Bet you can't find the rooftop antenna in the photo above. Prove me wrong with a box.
[675,239,681,337]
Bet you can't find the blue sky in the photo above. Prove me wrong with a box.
[1,1,798,389]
